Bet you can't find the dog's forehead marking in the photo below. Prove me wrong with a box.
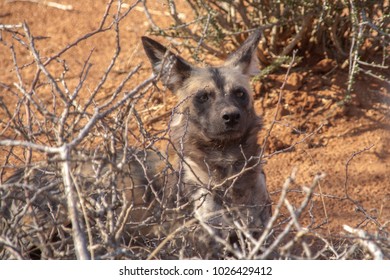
[188,66,248,95]
[208,68,225,93]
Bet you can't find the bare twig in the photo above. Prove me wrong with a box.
[6,0,73,11]
[343,225,384,260]
[0,24,23,30]
[60,147,90,260]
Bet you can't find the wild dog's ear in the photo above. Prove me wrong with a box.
[224,29,262,76]
[142,36,193,92]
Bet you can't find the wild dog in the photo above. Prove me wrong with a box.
[0,30,271,259]
[140,29,272,256]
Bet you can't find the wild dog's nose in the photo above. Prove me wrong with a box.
[222,108,241,126]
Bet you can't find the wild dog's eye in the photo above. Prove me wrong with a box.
[196,91,209,103]
[233,88,247,99]
[236,91,245,98]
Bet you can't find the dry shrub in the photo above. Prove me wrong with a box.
[146,0,389,95]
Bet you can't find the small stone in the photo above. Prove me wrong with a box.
[312,58,337,73]
[285,72,303,91]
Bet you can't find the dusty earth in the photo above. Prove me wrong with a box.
[0,0,389,256]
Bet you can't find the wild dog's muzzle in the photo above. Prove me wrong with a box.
[221,107,241,127]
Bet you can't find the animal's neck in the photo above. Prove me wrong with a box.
[196,134,258,164]
[169,125,260,184]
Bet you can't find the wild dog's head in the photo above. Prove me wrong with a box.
[142,30,262,143]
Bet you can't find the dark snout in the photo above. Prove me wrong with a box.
[221,107,241,127]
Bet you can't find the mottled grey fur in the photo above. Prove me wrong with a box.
[141,30,272,257]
